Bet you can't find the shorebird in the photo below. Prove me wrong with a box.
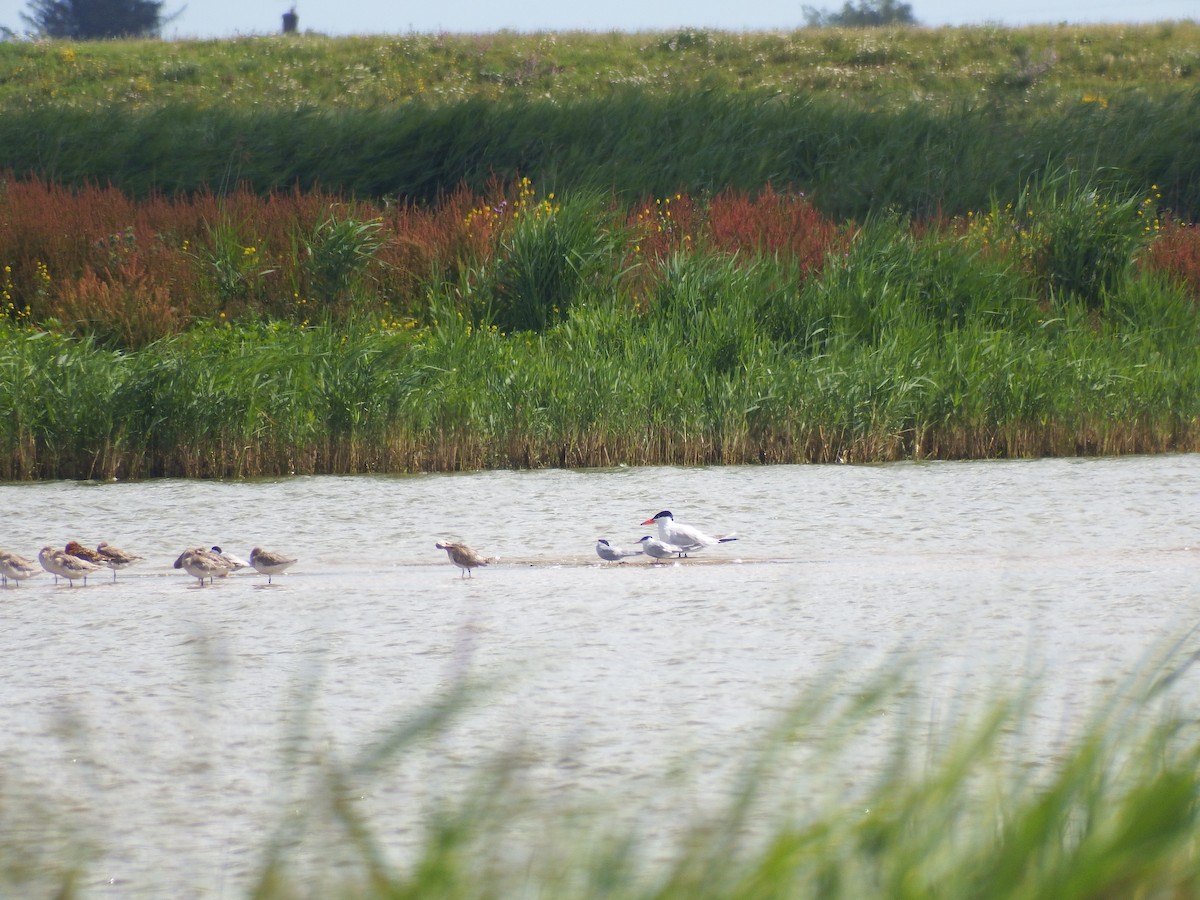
[640,510,738,557]
[435,541,489,578]
[173,547,235,586]
[95,541,144,582]
[39,546,103,586]
[0,550,41,586]
[636,535,689,563]
[595,538,644,563]
[65,540,108,566]
[211,546,250,571]
[249,547,297,584]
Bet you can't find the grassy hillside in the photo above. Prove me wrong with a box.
[2,25,1198,111]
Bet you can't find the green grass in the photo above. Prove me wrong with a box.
[2,84,1198,220]
[1,26,1197,112]
[0,26,1198,218]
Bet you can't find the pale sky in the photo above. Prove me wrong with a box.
[1,0,1196,38]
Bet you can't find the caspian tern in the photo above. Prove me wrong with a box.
[95,541,144,581]
[0,550,41,586]
[636,535,688,562]
[250,547,298,584]
[435,541,489,577]
[640,510,738,556]
[595,538,644,562]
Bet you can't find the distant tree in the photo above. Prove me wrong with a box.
[20,0,180,38]
[803,0,918,27]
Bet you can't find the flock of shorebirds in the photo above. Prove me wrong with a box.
[437,509,739,578]
[0,542,298,588]
[0,510,735,587]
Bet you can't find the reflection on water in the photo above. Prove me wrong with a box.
[1,456,1199,895]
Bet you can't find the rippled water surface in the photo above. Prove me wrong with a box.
[2,456,1199,896]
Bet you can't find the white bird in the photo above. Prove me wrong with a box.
[0,550,41,586]
[640,510,738,557]
[174,547,236,586]
[595,538,643,562]
[249,547,297,584]
[39,545,103,586]
[435,541,489,578]
[211,546,250,571]
[636,535,689,562]
[95,541,144,582]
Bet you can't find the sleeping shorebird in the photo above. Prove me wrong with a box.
[435,541,489,578]
[95,541,144,582]
[595,538,644,563]
[65,540,108,566]
[39,546,103,586]
[174,547,236,586]
[0,550,41,586]
[640,510,738,557]
[249,547,297,584]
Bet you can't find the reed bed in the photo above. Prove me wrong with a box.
[2,173,1200,478]
[2,84,1199,220]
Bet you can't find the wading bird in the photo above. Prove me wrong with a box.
[95,541,144,582]
[249,547,297,584]
[435,541,489,578]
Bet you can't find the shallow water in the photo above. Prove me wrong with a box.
[2,456,1200,896]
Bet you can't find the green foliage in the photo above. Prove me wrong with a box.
[299,210,384,307]
[480,192,617,333]
[192,216,275,310]
[1,187,1198,478]
[1013,170,1152,307]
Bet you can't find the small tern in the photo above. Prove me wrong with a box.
[211,546,251,571]
[636,535,689,562]
[595,538,644,562]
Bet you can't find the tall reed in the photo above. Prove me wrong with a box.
[1,85,1198,221]
[1,176,1198,478]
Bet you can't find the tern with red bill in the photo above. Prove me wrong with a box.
[640,510,737,557]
